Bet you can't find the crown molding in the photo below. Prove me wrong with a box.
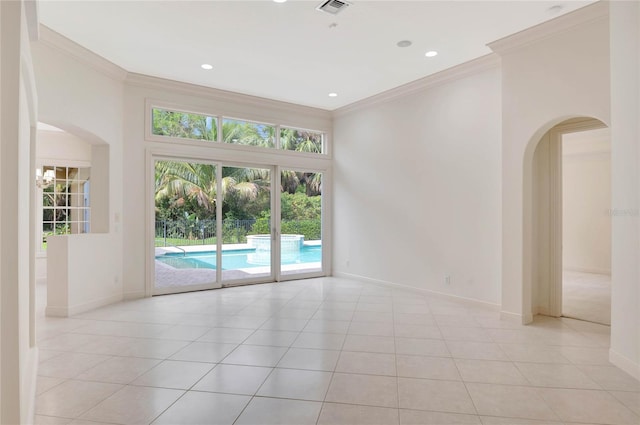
[488,1,608,55]
[332,53,500,118]
[125,72,332,120]
[37,25,127,81]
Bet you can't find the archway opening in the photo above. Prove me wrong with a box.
[526,117,610,326]
[35,121,111,317]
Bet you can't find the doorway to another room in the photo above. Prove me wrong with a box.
[561,128,611,325]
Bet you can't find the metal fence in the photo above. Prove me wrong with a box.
[155,218,321,247]
[155,218,257,246]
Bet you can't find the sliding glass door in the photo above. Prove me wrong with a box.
[221,165,272,285]
[279,169,322,277]
[154,160,221,294]
[153,159,325,294]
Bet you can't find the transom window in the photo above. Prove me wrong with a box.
[150,107,326,154]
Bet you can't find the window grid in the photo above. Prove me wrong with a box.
[41,166,90,249]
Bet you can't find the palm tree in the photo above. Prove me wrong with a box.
[155,161,269,218]
[152,109,217,141]
[222,119,275,147]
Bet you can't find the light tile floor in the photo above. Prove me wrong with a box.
[563,271,611,325]
[34,277,639,425]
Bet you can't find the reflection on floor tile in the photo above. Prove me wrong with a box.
[257,368,333,401]
[34,277,640,425]
[234,397,322,425]
[193,363,272,395]
[152,391,250,424]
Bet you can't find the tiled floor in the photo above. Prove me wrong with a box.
[34,277,639,425]
[563,271,611,325]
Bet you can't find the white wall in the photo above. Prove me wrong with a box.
[36,128,92,164]
[333,59,502,305]
[46,234,120,316]
[609,0,640,379]
[491,2,610,322]
[562,130,611,274]
[31,28,125,314]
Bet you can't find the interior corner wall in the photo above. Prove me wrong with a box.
[332,66,502,305]
[30,39,125,307]
[498,13,610,322]
[609,0,640,379]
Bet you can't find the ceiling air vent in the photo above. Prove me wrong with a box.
[316,0,352,15]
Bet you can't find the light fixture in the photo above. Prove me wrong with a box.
[425,50,438,58]
[328,92,338,97]
[36,168,55,189]
[397,40,412,48]
[201,63,213,70]
[273,0,287,3]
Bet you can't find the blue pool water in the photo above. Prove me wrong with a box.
[157,245,321,270]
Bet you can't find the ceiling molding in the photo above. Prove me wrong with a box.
[37,25,127,81]
[332,53,501,118]
[125,73,333,121]
[488,1,607,55]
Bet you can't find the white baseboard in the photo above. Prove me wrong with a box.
[23,346,38,425]
[499,310,534,324]
[46,293,123,317]
[609,348,640,381]
[333,271,500,311]
[563,267,611,276]
[124,290,145,300]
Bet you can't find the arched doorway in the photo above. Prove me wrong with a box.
[525,117,610,324]
[35,121,111,316]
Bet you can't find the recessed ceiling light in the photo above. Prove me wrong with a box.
[273,0,287,3]
[425,51,438,58]
[397,40,412,48]
[201,63,213,70]
[328,93,338,97]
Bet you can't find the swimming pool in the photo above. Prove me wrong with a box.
[156,245,321,270]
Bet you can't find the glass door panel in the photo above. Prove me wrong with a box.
[221,165,272,284]
[154,160,220,293]
[280,170,322,276]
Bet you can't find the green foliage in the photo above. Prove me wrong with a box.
[247,194,322,240]
[282,219,321,240]
[251,216,271,235]
[281,192,321,220]
[152,109,217,141]
[280,128,323,153]
[155,159,322,243]
[222,119,275,147]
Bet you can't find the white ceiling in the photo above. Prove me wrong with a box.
[38,0,596,110]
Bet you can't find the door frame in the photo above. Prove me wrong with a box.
[541,118,608,317]
[146,151,330,296]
